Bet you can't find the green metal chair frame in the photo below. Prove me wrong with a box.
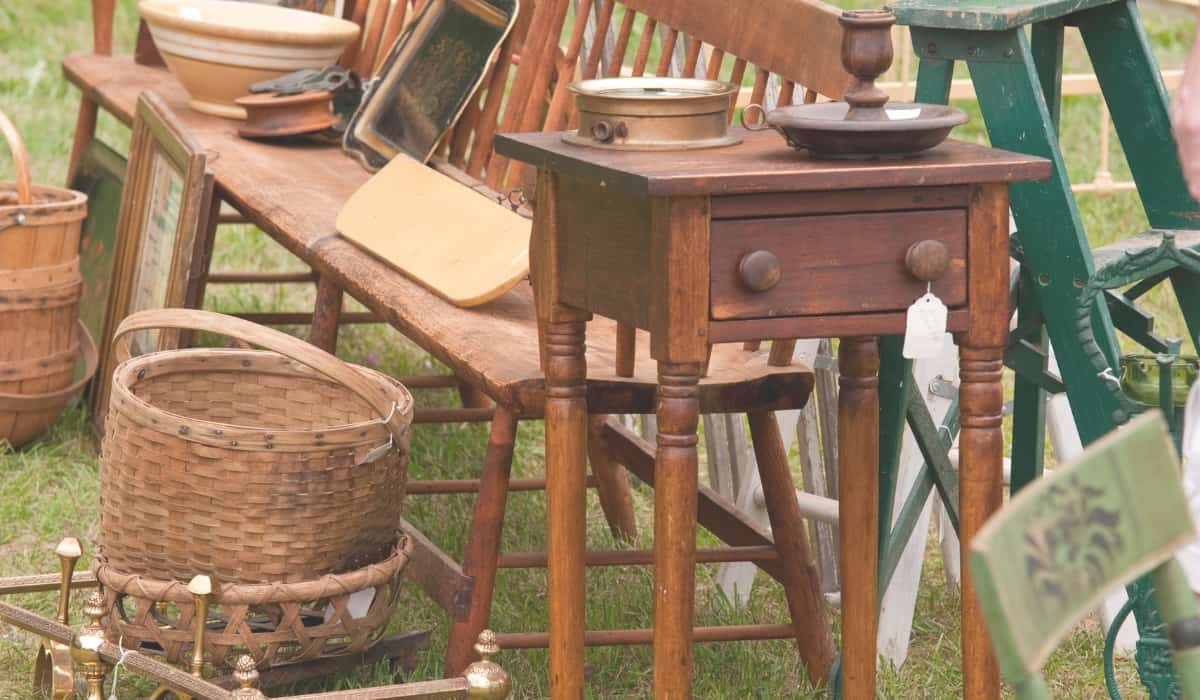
[969,412,1200,699]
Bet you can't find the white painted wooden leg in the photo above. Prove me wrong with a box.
[877,337,958,667]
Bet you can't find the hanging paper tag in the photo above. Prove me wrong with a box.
[903,292,948,359]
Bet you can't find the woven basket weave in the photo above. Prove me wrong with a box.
[96,535,413,670]
[100,309,413,584]
[0,109,95,448]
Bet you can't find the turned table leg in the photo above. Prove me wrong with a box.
[653,361,701,699]
[961,182,1010,700]
[544,318,588,698]
[959,343,1004,700]
[838,337,879,697]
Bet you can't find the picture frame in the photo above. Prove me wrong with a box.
[342,0,518,171]
[89,91,212,434]
[73,139,127,351]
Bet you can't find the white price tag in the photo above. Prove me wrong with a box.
[902,292,948,359]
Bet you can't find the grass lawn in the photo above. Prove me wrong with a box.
[0,0,1196,697]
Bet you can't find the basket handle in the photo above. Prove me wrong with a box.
[112,309,410,443]
[0,110,33,206]
[0,321,99,412]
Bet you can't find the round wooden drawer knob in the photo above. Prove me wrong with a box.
[905,240,950,282]
[738,250,782,293]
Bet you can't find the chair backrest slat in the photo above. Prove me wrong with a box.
[969,412,1195,689]
[655,28,679,77]
[607,9,638,77]
[631,18,657,76]
[704,48,724,80]
[583,0,618,79]
[682,35,702,78]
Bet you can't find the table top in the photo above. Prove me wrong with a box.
[495,128,1051,197]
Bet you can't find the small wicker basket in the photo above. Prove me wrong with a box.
[96,535,413,670]
[0,110,95,448]
[99,309,413,584]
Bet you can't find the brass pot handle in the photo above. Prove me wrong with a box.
[740,103,771,131]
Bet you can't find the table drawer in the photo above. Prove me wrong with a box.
[710,209,968,320]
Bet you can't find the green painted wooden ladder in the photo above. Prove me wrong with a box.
[867,0,1200,696]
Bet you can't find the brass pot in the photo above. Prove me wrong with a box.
[1119,354,1199,407]
[565,77,741,151]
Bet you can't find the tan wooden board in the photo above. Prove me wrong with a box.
[336,154,530,307]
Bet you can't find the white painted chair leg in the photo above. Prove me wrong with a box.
[878,337,958,667]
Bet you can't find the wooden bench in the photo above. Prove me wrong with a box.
[67,0,854,688]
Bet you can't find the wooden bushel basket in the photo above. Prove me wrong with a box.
[99,309,413,585]
[0,110,96,448]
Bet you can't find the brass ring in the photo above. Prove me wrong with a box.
[740,103,770,131]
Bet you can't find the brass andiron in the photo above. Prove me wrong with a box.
[34,537,81,699]
[188,575,212,679]
[230,655,267,700]
[70,591,111,700]
[149,574,213,700]
[463,629,512,699]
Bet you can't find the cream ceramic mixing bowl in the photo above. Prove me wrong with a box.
[139,0,359,119]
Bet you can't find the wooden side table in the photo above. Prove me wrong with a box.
[496,128,1049,699]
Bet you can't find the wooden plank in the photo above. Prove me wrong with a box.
[495,129,1052,197]
[399,517,471,619]
[890,0,1114,32]
[710,186,971,219]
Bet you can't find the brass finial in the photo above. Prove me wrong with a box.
[54,537,82,625]
[463,630,511,699]
[71,591,109,700]
[187,575,212,679]
[35,537,83,699]
[231,655,267,700]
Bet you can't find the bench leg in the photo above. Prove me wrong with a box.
[747,410,834,685]
[588,415,639,543]
[445,405,519,675]
[67,98,98,185]
[309,274,343,353]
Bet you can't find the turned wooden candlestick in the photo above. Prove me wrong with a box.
[839,9,896,121]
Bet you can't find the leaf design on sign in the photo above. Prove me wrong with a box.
[1023,475,1124,612]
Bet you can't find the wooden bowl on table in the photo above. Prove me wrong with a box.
[138,0,359,119]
